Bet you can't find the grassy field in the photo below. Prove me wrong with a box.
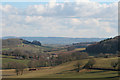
[74,48,86,51]
[42,70,118,78]
[2,57,119,78]
[2,48,10,51]
[2,58,30,65]
[1,55,30,67]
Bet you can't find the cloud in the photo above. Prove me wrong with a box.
[49,0,56,8]
[1,2,118,38]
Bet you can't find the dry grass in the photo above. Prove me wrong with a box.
[2,57,118,78]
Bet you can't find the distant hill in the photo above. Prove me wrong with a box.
[2,38,23,48]
[86,36,119,54]
[2,38,54,55]
[2,38,41,48]
[72,42,97,48]
[3,36,105,44]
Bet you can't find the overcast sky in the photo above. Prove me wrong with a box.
[0,0,118,38]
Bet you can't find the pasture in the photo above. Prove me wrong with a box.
[2,57,119,78]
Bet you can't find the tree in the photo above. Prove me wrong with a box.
[22,54,29,59]
[111,61,118,69]
[3,61,16,69]
[98,53,104,57]
[79,52,89,59]
[67,46,75,51]
[72,52,89,60]
[13,49,21,57]
[75,61,83,72]
[32,40,41,46]
[86,36,118,54]
[28,60,37,68]
[84,58,96,69]
[15,62,26,76]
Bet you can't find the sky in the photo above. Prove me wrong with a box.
[0,0,118,38]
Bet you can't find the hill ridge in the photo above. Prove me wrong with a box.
[3,36,105,44]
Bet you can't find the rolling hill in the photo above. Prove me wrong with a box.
[86,36,119,54]
[2,57,118,78]
[2,38,52,54]
[3,36,105,44]
[2,38,41,48]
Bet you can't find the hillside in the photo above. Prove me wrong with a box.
[2,38,119,79]
[2,38,23,48]
[71,42,97,48]
[86,36,119,54]
[2,38,52,56]
[3,36,105,44]
[2,57,118,78]
[2,38,42,48]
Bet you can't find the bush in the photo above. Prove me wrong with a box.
[84,58,96,69]
[111,61,118,69]
[74,61,83,72]
[32,40,41,46]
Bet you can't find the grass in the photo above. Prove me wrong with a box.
[74,48,86,51]
[2,48,10,51]
[1,56,30,66]
[2,57,119,78]
[94,57,118,69]
[2,55,15,58]
[42,70,118,78]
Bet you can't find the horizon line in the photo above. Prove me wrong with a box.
[2,36,109,39]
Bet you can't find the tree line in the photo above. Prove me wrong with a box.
[2,49,89,75]
[75,58,119,72]
[86,36,119,54]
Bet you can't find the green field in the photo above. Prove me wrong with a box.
[2,58,30,65]
[2,57,119,78]
[42,70,118,78]
[1,55,30,67]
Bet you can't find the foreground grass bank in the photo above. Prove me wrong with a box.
[2,57,119,78]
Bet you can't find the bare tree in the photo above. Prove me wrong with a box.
[75,61,83,72]
[111,61,118,69]
[84,58,96,69]
[28,60,37,68]
[15,62,26,76]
